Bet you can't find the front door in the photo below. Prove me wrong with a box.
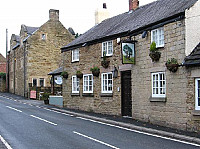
[121,71,132,117]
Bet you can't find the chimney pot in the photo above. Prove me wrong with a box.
[103,3,107,9]
[129,0,139,11]
[49,9,59,21]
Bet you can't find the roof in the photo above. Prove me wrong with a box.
[48,67,63,75]
[62,0,198,51]
[0,54,6,63]
[183,42,200,66]
[23,25,39,42]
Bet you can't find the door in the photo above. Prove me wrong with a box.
[121,71,132,117]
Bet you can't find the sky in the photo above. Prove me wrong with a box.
[0,0,155,57]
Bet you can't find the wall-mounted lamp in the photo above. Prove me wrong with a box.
[112,66,118,78]
[142,31,147,38]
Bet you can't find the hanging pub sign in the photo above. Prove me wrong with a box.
[54,75,63,85]
[121,41,135,64]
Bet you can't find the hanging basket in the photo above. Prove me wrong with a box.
[76,73,83,79]
[149,51,161,62]
[92,70,100,77]
[101,60,110,68]
[166,63,179,73]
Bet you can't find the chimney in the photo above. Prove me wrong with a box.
[49,9,59,21]
[95,3,110,25]
[129,0,139,11]
[103,3,107,9]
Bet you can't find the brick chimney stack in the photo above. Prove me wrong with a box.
[49,9,59,21]
[129,0,139,11]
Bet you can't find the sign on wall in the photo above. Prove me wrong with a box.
[122,42,135,64]
[55,76,63,85]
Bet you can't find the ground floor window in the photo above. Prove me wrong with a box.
[40,78,45,87]
[101,72,113,93]
[195,78,200,110]
[32,78,37,87]
[72,75,79,93]
[151,72,166,98]
[83,74,93,93]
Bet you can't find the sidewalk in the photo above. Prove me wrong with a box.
[1,92,200,145]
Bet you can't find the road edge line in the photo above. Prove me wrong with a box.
[0,135,12,149]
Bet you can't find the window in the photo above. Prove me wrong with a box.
[83,74,93,93]
[32,78,37,87]
[72,76,79,93]
[102,41,113,56]
[39,78,45,87]
[42,34,46,40]
[151,27,164,47]
[195,78,200,110]
[101,72,113,93]
[72,49,79,62]
[151,72,166,98]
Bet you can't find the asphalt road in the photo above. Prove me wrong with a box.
[0,95,199,149]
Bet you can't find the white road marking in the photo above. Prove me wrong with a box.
[6,106,22,113]
[76,117,200,147]
[73,131,120,149]
[0,135,13,149]
[30,115,57,126]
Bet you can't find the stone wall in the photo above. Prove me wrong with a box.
[62,19,200,132]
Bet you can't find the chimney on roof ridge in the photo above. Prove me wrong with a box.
[49,9,59,21]
[103,3,107,9]
[129,0,139,11]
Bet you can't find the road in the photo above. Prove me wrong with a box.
[0,95,199,149]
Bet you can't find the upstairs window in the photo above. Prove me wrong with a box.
[101,72,113,93]
[151,72,166,98]
[102,41,113,56]
[83,74,93,93]
[195,78,200,110]
[151,27,164,47]
[72,76,79,93]
[72,49,79,62]
[42,34,46,40]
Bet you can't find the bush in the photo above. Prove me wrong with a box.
[90,66,100,72]
[40,93,51,100]
[0,73,6,80]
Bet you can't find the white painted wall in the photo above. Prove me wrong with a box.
[185,0,200,56]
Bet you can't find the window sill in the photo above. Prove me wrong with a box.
[82,93,94,97]
[71,93,80,96]
[100,93,113,97]
[71,60,79,63]
[149,96,167,102]
[156,47,164,50]
[192,110,200,116]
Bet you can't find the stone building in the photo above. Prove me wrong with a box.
[8,9,74,97]
[61,0,200,133]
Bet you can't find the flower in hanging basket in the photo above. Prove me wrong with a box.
[165,58,179,73]
[90,66,100,77]
[149,41,161,62]
[76,71,83,79]
[61,71,68,79]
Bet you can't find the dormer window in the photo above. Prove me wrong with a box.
[151,27,164,48]
[102,41,113,56]
[72,49,79,62]
[42,34,46,40]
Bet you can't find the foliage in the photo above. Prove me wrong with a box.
[90,66,100,72]
[0,73,6,80]
[166,58,178,65]
[150,41,157,52]
[40,92,51,100]
[76,71,82,74]
[76,71,83,78]
[61,71,68,78]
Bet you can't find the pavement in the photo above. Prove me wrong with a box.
[0,92,200,148]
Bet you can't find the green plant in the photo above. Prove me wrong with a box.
[101,51,110,68]
[76,71,83,79]
[0,72,6,80]
[61,71,68,78]
[150,41,157,52]
[40,92,51,100]
[90,66,100,72]
[76,71,82,74]
[166,58,178,65]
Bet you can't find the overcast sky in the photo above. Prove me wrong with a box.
[0,0,155,57]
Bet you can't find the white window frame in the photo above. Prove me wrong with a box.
[42,34,46,40]
[151,27,164,48]
[101,72,113,93]
[102,41,113,57]
[72,49,79,62]
[83,74,93,93]
[151,72,166,98]
[72,75,79,93]
[195,78,200,110]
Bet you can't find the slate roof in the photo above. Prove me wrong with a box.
[48,67,63,75]
[183,43,200,66]
[62,0,198,51]
[24,25,39,35]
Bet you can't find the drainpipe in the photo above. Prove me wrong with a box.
[14,50,16,94]
[23,41,26,97]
